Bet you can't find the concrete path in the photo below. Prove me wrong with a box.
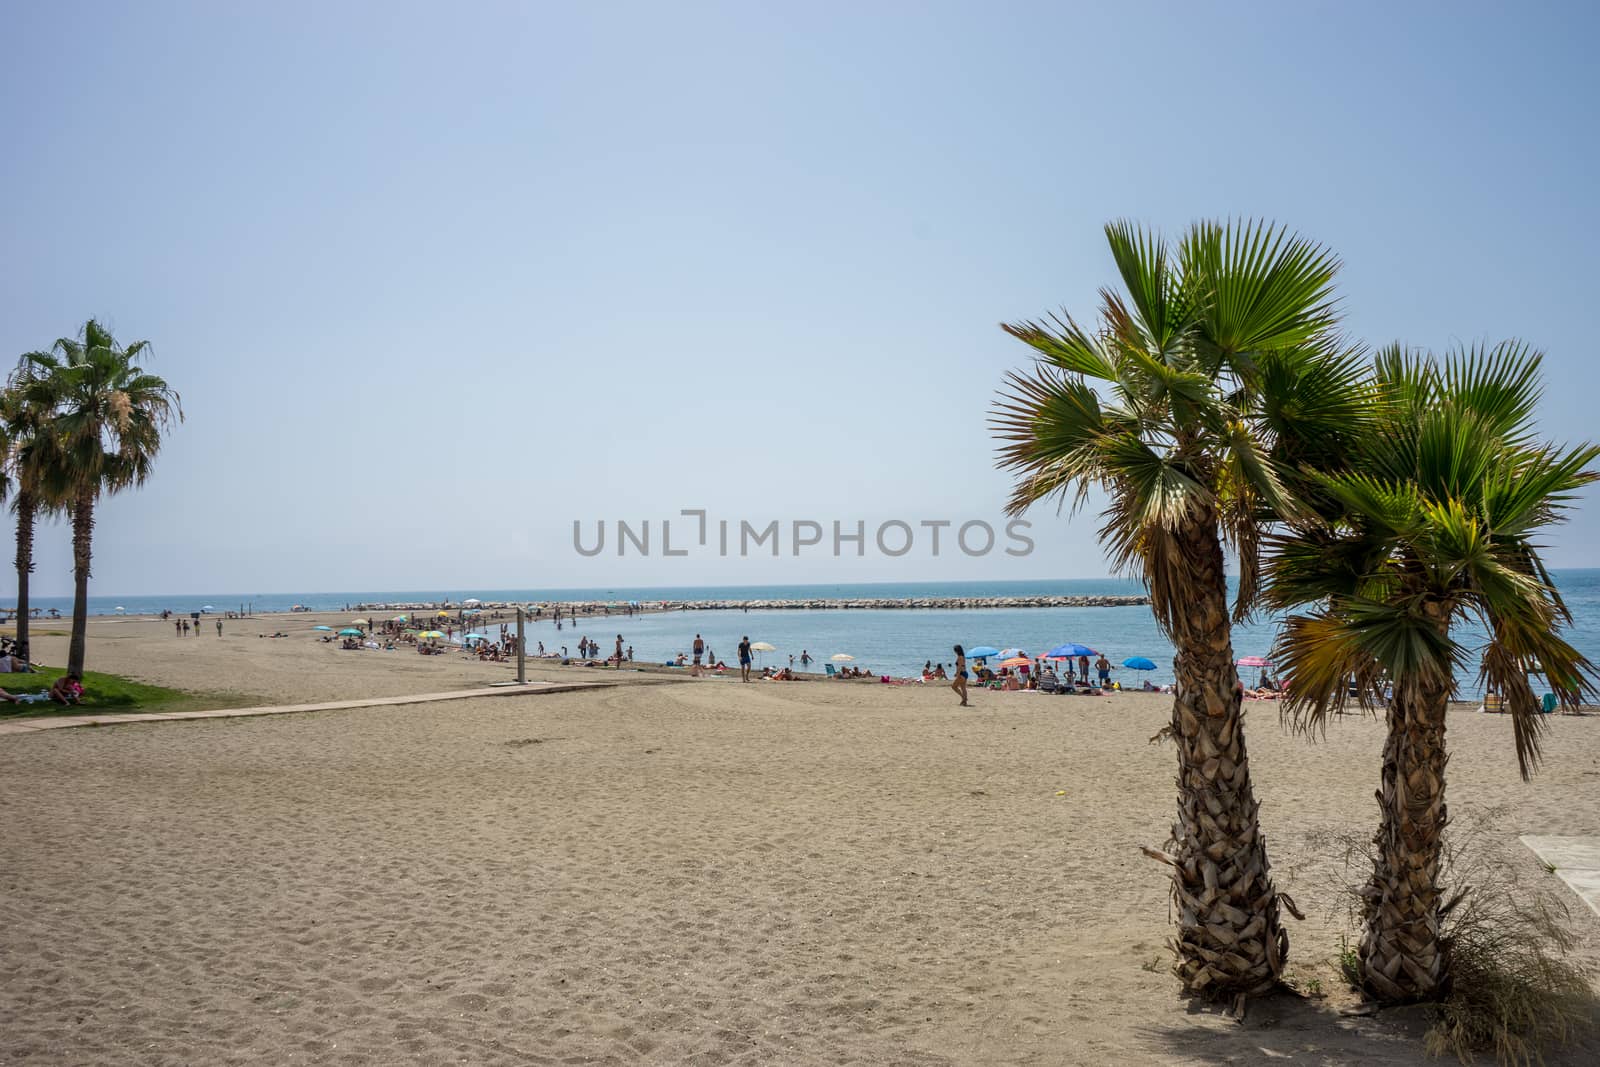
[0,680,615,738]
[1520,835,1600,918]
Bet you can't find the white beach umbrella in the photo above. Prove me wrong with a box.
[831,653,854,662]
[463,598,482,606]
[750,641,776,652]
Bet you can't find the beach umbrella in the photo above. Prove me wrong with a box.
[966,646,1001,659]
[350,618,370,626]
[831,653,854,662]
[201,605,215,612]
[1000,656,1031,668]
[751,641,776,652]
[463,598,482,606]
[338,628,363,636]
[1237,655,1273,668]
[1123,656,1158,671]
[436,610,450,617]
[1045,642,1098,659]
[313,625,333,631]
[999,647,1029,659]
[420,630,445,639]
[392,614,408,622]
[114,606,125,613]
[463,633,489,644]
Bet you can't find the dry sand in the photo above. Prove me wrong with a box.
[2,616,1599,1064]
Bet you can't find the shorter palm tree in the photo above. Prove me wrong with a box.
[21,320,181,677]
[1266,342,1598,1002]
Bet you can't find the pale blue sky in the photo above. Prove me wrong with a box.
[3,1,1596,596]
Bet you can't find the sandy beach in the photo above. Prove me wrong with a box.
[2,616,1599,1065]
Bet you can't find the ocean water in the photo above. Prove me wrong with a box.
[39,573,1592,697]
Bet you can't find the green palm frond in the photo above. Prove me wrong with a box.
[1440,339,1543,444]
[999,313,1119,382]
[1179,218,1341,371]
[1103,220,1191,353]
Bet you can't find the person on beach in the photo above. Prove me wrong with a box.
[738,636,753,682]
[49,673,84,705]
[614,634,624,667]
[1095,653,1111,687]
[951,645,969,706]
[626,645,634,662]
[1077,653,1090,685]
[216,618,223,637]
[801,650,812,667]
[692,634,705,676]
[175,619,182,637]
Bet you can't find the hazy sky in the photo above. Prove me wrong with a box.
[4,1,1597,596]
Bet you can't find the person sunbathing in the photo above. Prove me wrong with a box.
[49,673,84,705]
[933,664,948,680]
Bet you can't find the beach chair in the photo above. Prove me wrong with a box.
[1038,674,1059,694]
[824,664,836,677]
[1543,692,1559,714]
[1479,692,1505,714]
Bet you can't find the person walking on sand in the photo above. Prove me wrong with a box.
[738,636,753,682]
[216,618,223,637]
[952,644,970,707]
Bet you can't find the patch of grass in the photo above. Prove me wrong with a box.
[0,666,252,719]
[1337,934,1362,989]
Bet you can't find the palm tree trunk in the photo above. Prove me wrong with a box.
[66,493,94,677]
[1161,515,1287,997]
[14,490,35,666]
[1359,677,1450,1002]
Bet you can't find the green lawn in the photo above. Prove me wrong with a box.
[0,666,256,720]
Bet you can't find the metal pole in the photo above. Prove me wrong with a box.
[516,607,526,684]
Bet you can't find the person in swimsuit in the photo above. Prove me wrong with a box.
[951,644,969,707]
[738,636,753,682]
[692,634,705,677]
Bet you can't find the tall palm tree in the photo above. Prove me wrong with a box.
[21,320,181,677]
[992,220,1371,998]
[2,367,64,667]
[1266,342,1598,1002]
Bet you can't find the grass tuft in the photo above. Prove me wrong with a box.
[0,665,254,719]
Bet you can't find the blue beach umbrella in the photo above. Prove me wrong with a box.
[1046,642,1099,659]
[967,646,1001,659]
[313,625,333,631]
[462,633,489,644]
[1123,656,1158,671]
[337,628,362,636]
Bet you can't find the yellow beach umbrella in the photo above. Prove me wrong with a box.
[420,630,445,640]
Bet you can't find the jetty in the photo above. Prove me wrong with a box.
[348,595,1150,614]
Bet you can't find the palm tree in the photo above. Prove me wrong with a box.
[2,367,64,668]
[1266,342,1598,1002]
[21,320,181,677]
[992,220,1371,998]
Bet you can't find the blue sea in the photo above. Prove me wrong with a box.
[25,572,1600,696]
